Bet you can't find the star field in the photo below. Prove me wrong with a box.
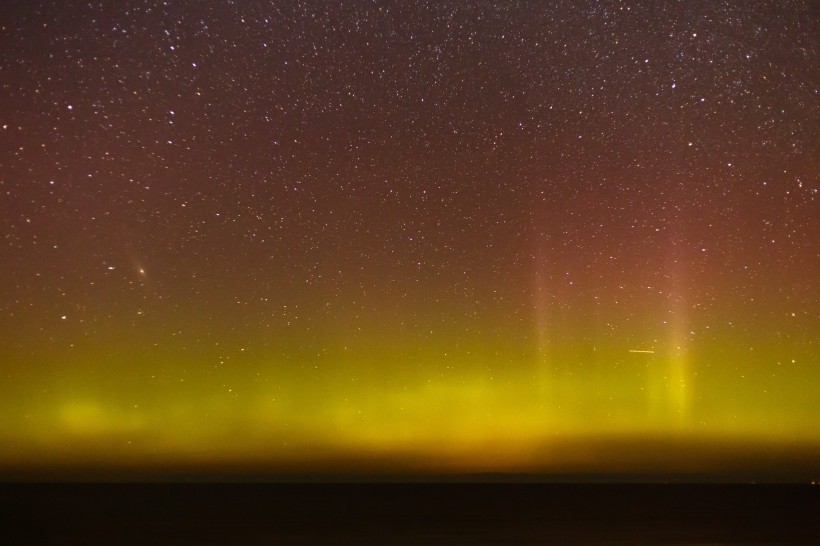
[0,1,818,475]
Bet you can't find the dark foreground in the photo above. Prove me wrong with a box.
[2,483,819,544]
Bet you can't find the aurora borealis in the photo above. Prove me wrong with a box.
[0,1,818,478]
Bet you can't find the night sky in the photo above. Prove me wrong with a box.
[1,1,818,477]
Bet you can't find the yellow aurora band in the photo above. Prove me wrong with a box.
[1,334,818,477]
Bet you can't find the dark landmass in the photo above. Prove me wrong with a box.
[2,483,819,545]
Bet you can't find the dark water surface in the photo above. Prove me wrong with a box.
[2,483,819,544]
